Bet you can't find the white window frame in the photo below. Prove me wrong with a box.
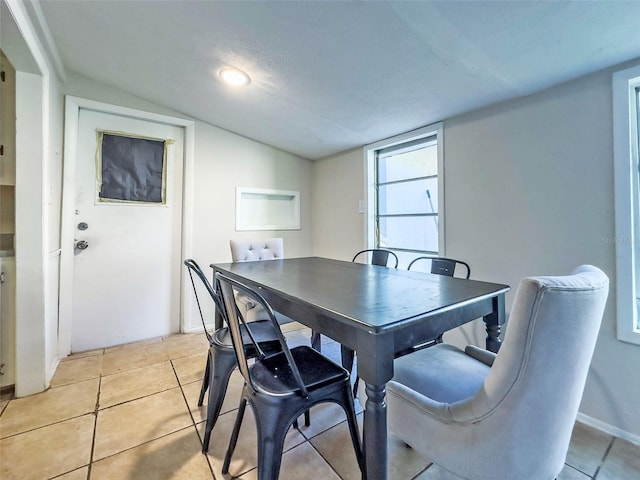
[363,123,444,255]
[613,64,640,345]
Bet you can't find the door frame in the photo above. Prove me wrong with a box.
[59,96,196,356]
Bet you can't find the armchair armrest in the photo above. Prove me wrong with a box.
[464,345,496,367]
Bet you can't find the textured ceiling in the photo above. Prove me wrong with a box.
[36,0,640,160]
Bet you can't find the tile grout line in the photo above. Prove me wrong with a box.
[169,353,217,478]
[98,384,180,411]
[592,436,616,479]
[564,462,597,479]
[90,351,204,469]
[89,424,201,465]
[86,362,103,480]
[0,398,9,417]
[302,434,346,480]
[170,355,201,438]
[298,412,363,480]
[39,371,102,480]
[410,464,432,479]
[0,410,96,441]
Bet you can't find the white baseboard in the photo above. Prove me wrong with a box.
[576,412,640,446]
[182,324,211,334]
[47,356,61,389]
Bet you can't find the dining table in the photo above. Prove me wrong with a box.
[210,256,510,479]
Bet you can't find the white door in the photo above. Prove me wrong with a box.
[71,109,184,352]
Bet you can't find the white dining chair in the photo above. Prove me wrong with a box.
[229,238,284,322]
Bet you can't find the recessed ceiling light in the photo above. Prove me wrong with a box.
[219,67,251,86]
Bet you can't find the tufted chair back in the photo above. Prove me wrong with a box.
[230,238,284,263]
[228,238,286,323]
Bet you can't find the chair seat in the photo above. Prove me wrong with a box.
[213,319,280,348]
[393,343,490,404]
[251,346,349,395]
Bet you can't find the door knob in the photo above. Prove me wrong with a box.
[75,240,89,250]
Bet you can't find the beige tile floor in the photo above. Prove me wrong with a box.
[1,322,639,480]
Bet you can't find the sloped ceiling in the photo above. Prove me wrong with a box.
[37,0,640,160]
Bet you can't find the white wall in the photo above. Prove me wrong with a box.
[311,148,365,261]
[190,122,313,264]
[444,62,639,441]
[6,0,65,396]
[63,73,314,330]
[14,72,46,395]
[45,75,63,385]
[312,60,640,440]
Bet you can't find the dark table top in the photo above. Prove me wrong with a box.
[211,256,510,334]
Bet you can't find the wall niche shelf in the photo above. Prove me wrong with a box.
[236,187,300,231]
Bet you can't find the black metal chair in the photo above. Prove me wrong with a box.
[184,259,282,453]
[313,249,398,352]
[340,248,400,393]
[396,256,471,356]
[407,255,471,279]
[351,255,472,397]
[216,272,365,480]
[314,249,398,353]
[352,248,399,268]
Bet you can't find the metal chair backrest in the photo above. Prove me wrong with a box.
[184,259,222,340]
[407,256,471,279]
[352,248,399,268]
[215,272,309,398]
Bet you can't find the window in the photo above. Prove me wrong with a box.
[365,123,443,268]
[613,65,640,345]
[97,131,168,204]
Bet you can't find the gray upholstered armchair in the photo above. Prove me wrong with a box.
[369,265,609,480]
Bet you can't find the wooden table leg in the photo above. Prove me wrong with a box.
[364,382,387,480]
[484,294,505,353]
